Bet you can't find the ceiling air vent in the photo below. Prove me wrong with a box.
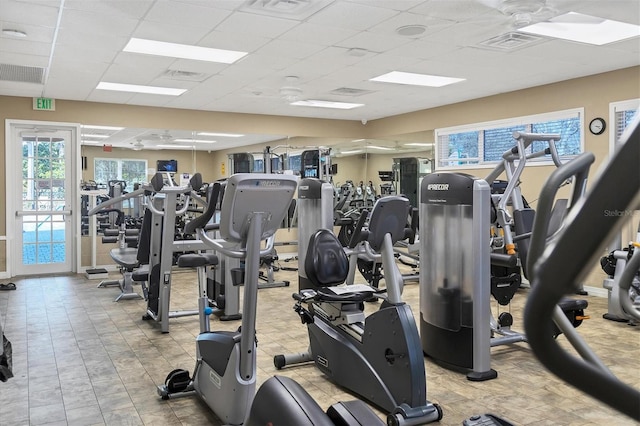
[241,0,332,19]
[330,87,375,97]
[0,63,45,84]
[478,32,543,51]
[161,69,209,82]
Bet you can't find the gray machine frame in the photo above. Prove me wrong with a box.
[420,150,594,380]
[142,173,240,333]
[279,195,442,426]
[88,185,148,301]
[601,222,640,324]
[157,173,297,425]
[525,113,640,420]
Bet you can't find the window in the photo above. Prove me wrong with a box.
[287,154,301,175]
[436,108,583,169]
[94,158,147,192]
[610,99,639,153]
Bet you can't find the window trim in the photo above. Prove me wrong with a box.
[93,157,148,189]
[435,108,584,171]
[609,99,639,154]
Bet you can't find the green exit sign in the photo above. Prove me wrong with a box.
[33,97,55,111]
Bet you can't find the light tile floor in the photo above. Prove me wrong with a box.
[0,263,638,426]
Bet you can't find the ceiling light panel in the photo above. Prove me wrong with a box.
[370,71,465,87]
[198,132,244,137]
[81,134,110,139]
[172,139,217,143]
[156,144,194,149]
[82,125,124,131]
[518,12,640,45]
[96,82,186,96]
[290,99,364,109]
[123,38,248,63]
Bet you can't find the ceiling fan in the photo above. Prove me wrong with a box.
[474,0,604,28]
[130,139,144,151]
[242,76,304,103]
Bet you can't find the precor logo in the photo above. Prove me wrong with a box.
[427,183,449,191]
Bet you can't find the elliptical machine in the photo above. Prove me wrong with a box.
[158,174,386,426]
[157,174,297,424]
[274,196,442,426]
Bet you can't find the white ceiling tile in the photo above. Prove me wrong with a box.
[127,93,180,107]
[609,37,640,53]
[257,39,326,59]
[164,59,228,75]
[353,52,423,71]
[366,11,456,37]
[53,42,118,64]
[55,27,129,51]
[0,38,50,57]
[344,0,425,12]
[1,0,639,125]
[47,57,108,81]
[230,53,298,73]
[335,31,412,53]
[0,51,49,67]
[104,53,177,84]
[383,39,458,60]
[278,22,358,45]
[199,30,271,53]
[0,80,43,96]
[426,21,507,47]
[143,1,232,29]
[522,40,640,66]
[42,75,99,100]
[305,46,377,67]
[409,0,494,21]
[214,12,300,39]
[1,1,59,28]
[59,8,139,37]
[307,1,399,31]
[0,21,55,43]
[171,0,242,11]
[64,0,154,20]
[132,20,212,45]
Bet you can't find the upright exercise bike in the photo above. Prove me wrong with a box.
[275,196,442,426]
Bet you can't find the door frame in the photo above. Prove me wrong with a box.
[5,119,82,277]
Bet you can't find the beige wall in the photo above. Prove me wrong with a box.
[81,145,218,183]
[1,66,639,277]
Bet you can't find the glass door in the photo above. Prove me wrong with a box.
[11,126,76,276]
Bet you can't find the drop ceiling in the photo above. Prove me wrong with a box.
[1,0,639,151]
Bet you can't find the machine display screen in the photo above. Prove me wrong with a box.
[157,160,178,172]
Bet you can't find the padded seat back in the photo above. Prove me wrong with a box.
[367,196,410,252]
[246,375,334,426]
[305,229,349,289]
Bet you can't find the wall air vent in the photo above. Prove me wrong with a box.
[0,63,45,84]
[330,87,375,97]
[241,0,332,19]
[478,32,543,51]
[161,69,209,82]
